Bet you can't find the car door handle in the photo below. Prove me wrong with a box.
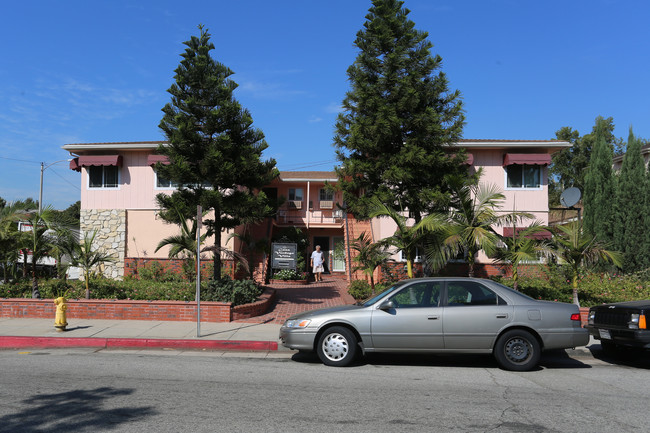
[427,316,440,320]
[496,314,508,319]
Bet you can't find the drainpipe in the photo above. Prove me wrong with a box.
[344,202,352,281]
[306,181,310,229]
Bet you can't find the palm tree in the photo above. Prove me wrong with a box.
[227,226,269,280]
[551,221,621,306]
[22,207,56,298]
[368,199,448,278]
[351,231,390,294]
[0,203,22,283]
[155,213,207,280]
[72,230,114,299]
[493,222,551,291]
[444,180,532,277]
[48,226,78,280]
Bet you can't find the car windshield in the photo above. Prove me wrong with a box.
[361,283,404,307]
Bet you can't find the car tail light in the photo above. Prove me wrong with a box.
[570,313,581,321]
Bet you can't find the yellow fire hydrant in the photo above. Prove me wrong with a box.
[54,297,68,332]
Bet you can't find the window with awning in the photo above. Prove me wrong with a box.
[78,155,123,167]
[503,154,549,189]
[147,154,170,165]
[502,153,551,166]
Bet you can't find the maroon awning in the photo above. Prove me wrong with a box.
[503,227,552,240]
[78,155,122,167]
[147,154,170,165]
[503,153,551,166]
[69,158,81,172]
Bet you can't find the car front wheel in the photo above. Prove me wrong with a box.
[316,326,358,367]
[494,329,541,371]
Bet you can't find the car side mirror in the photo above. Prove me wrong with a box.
[379,300,395,310]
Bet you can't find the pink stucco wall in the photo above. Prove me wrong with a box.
[126,209,234,259]
[474,149,548,224]
[80,151,162,210]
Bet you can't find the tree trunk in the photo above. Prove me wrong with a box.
[467,251,475,278]
[214,225,222,280]
[512,265,519,291]
[85,270,90,299]
[572,272,580,307]
[406,259,413,279]
[31,261,40,299]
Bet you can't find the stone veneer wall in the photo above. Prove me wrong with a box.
[80,209,126,279]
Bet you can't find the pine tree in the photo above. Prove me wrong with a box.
[583,116,616,243]
[156,26,278,279]
[334,0,466,221]
[613,128,645,273]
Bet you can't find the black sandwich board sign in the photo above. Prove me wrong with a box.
[271,242,297,270]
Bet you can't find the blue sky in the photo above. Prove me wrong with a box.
[1,0,649,210]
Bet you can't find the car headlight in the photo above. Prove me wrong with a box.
[588,311,595,326]
[284,319,311,328]
[629,314,640,329]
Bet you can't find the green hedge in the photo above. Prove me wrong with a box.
[493,271,650,307]
[0,276,262,307]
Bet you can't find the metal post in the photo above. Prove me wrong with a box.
[196,205,202,338]
[39,162,44,214]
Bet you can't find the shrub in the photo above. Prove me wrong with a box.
[204,276,262,306]
[273,269,307,280]
[348,279,372,300]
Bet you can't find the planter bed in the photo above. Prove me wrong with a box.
[0,288,276,323]
[269,279,309,285]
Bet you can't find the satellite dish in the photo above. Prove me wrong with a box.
[560,187,581,208]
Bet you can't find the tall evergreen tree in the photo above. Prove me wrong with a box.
[156,26,278,279]
[613,127,646,273]
[583,116,616,243]
[549,118,621,206]
[334,0,466,221]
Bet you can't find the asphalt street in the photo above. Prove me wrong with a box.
[0,348,648,433]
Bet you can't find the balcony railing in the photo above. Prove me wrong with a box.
[276,208,344,225]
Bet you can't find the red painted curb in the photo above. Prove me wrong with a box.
[0,336,278,351]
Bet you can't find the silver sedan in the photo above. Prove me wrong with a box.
[279,277,588,371]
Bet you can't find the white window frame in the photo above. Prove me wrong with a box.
[87,165,120,190]
[504,164,544,191]
[154,170,179,190]
[288,188,303,202]
[399,248,423,263]
[319,188,334,201]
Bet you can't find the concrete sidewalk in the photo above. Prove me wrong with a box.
[0,318,283,352]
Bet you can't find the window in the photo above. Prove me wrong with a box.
[319,189,334,201]
[288,188,303,201]
[399,248,423,263]
[506,164,542,189]
[88,166,119,188]
[155,171,179,189]
[390,281,441,308]
[446,281,504,306]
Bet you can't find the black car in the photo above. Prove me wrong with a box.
[586,300,650,352]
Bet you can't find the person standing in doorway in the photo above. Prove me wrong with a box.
[310,245,325,282]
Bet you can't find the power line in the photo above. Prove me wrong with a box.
[282,159,339,170]
[48,167,80,191]
[0,155,41,164]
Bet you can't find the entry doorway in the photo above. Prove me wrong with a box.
[312,236,330,274]
[332,236,346,272]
